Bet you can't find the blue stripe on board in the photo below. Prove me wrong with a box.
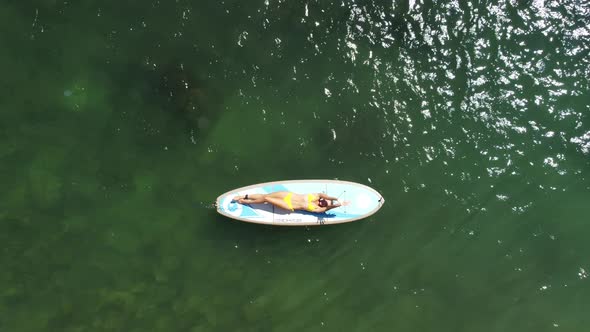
[240,205,261,217]
[226,201,240,213]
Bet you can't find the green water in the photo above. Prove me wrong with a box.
[1,0,589,331]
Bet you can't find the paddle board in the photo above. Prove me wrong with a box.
[216,179,384,226]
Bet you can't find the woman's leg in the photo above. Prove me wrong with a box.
[234,191,293,209]
[264,196,293,211]
[266,191,290,199]
[265,192,293,210]
[233,194,266,204]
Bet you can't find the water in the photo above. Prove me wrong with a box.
[1,0,589,331]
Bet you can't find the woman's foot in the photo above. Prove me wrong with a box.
[232,194,249,203]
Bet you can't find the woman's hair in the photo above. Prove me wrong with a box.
[318,198,328,207]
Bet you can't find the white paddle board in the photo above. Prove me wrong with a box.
[216,179,385,226]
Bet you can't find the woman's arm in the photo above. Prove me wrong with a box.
[313,201,341,213]
[318,193,339,200]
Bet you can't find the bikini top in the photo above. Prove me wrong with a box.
[306,194,318,211]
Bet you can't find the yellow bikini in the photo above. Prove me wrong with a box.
[306,194,317,211]
[283,193,317,211]
[283,193,294,211]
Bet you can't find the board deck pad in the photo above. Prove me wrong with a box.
[216,180,384,226]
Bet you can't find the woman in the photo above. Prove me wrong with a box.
[232,192,348,213]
